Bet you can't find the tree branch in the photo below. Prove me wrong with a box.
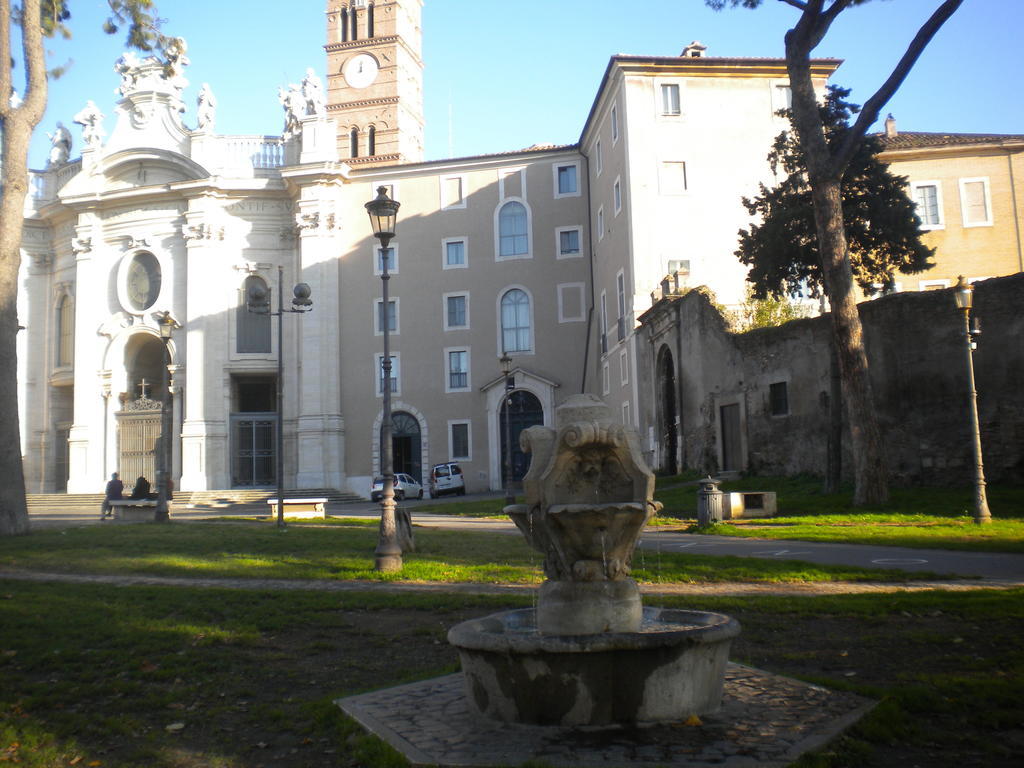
[19,0,49,125]
[0,0,12,120]
[778,0,809,10]
[835,0,963,171]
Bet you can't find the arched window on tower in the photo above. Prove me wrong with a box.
[367,2,375,37]
[368,126,376,156]
[55,293,74,367]
[498,201,529,258]
[350,127,359,158]
[350,6,358,41]
[340,6,349,41]
[237,275,271,353]
[500,288,532,353]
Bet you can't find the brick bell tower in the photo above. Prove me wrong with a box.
[325,0,424,167]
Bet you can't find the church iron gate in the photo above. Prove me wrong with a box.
[117,392,163,493]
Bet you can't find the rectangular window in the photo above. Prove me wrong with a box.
[602,361,610,395]
[611,103,619,143]
[659,161,688,194]
[445,293,468,329]
[772,84,792,113]
[619,349,629,386]
[622,401,630,426]
[616,271,627,341]
[912,182,943,228]
[613,177,622,214]
[446,349,469,391]
[769,381,789,417]
[599,291,608,355]
[441,175,465,209]
[661,83,680,116]
[557,226,581,258]
[595,140,603,175]
[376,354,399,395]
[375,299,397,334]
[375,244,399,274]
[449,421,471,461]
[443,237,467,268]
[960,178,992,227]
[555,163,579,197]
[597,206,604,241]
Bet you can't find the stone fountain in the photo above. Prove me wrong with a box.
[448,394,740,726]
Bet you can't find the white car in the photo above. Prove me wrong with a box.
[370,473,424,502]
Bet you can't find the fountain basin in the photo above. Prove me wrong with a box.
[448,606,740,726]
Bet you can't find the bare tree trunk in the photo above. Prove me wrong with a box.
[0,0,47,535]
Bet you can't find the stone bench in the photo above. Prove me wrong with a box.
[723,491,777,520]
[108,498,159,522]
[265,498,328,519]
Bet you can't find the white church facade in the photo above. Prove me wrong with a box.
[18,0,838,497]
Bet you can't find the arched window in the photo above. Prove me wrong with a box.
[368,126,376,156]
[350,127,359,158]
[367,2,375,37]
[340,6,348,41]
[237,276,271,353]
[498,201,528,258]
[55,293,74,367]
[500,289,532,353]
[350,7,358,40]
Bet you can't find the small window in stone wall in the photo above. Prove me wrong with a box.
[769,381,789,416]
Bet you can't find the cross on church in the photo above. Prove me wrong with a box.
[137,378,150,399]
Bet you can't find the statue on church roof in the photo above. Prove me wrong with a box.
[279,84,305,138]
[302,68,325,117]
[47,122,72,167]
[197,83,217,131]
[73,101,105,148]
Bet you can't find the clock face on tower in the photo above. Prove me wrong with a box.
[344,53,379,89]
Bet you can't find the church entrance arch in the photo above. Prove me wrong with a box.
[116,334,169,493]
[390,411,422,480]
[500,391,544,482]
[657,346,679,475]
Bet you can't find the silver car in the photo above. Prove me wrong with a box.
[370,473,424,501]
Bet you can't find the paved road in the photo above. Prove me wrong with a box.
[25,498,1024,583]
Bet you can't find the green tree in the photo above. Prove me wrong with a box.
[708,0,963,505]
[729,286,813,331]
[738,87,934,301]
[0,0,166,535]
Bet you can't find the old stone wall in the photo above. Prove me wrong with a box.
[637,273,1024,485]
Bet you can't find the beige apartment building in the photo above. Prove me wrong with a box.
[877,119,1024,292]
[19,0,843,497]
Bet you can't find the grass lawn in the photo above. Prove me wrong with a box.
[652,474,1024,553]
[0,580,1020,768]
[0,521,937,584]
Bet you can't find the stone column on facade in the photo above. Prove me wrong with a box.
[292,188,345,490]
[178,202,222,491]
[66,216,105,492]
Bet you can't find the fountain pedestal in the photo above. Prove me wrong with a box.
[449,394,741,727]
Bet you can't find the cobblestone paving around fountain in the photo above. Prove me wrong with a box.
[337,663,875,767]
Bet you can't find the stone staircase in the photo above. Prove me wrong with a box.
[27,488,366,515]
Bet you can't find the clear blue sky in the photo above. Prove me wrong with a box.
[24,0,1023,169]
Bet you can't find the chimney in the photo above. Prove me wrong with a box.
[682,40,707,58]
[884,113,897,138]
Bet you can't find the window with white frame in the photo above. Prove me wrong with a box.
[441,175,466,209]
[374,243,399,274]
[599,291,608,355]
[659,161,688,194]
[444,292,468,330]
[497,200,530,259]
[919,279,951,291]
[554,162,580,197]
[375,353,399,395]
[660,83,680,116]
[446,348,470,392]
[597,206,605,241]
[613,176,622,215]
[443,237,467,269]
[619,348,629,386]
[911,181,943,229]
[55,293,74,367]
[374,298,398,335]
[622,401,630,426]
[959,177,993,227]
[557,282,585,323]
[556,226,582,258]
[500,288,532,353]
[616,270,627,342]
[611,103,619,143]
[595,139,603,175]
[449,420,471,461]
[602,361,610,395]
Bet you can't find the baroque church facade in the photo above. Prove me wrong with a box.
[18,0,838,497]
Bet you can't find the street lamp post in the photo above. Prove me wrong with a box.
[247,265,313,529]
[365,186,403,571]
[953,276,991,524]
[500,353,514,508]
[153,311,180,524]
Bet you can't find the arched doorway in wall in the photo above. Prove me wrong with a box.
[499,391,544,482]
[657,346,679,475]
[117,334,169,494]
[391,411,422,480]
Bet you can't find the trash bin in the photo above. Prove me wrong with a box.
[697,477,724,526]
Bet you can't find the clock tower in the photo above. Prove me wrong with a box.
[325,0,424,166]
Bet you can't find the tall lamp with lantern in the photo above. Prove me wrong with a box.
[953,275,991,524]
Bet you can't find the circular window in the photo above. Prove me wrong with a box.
[125,252,161,311]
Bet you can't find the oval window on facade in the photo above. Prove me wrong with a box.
[125,252,162,311]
